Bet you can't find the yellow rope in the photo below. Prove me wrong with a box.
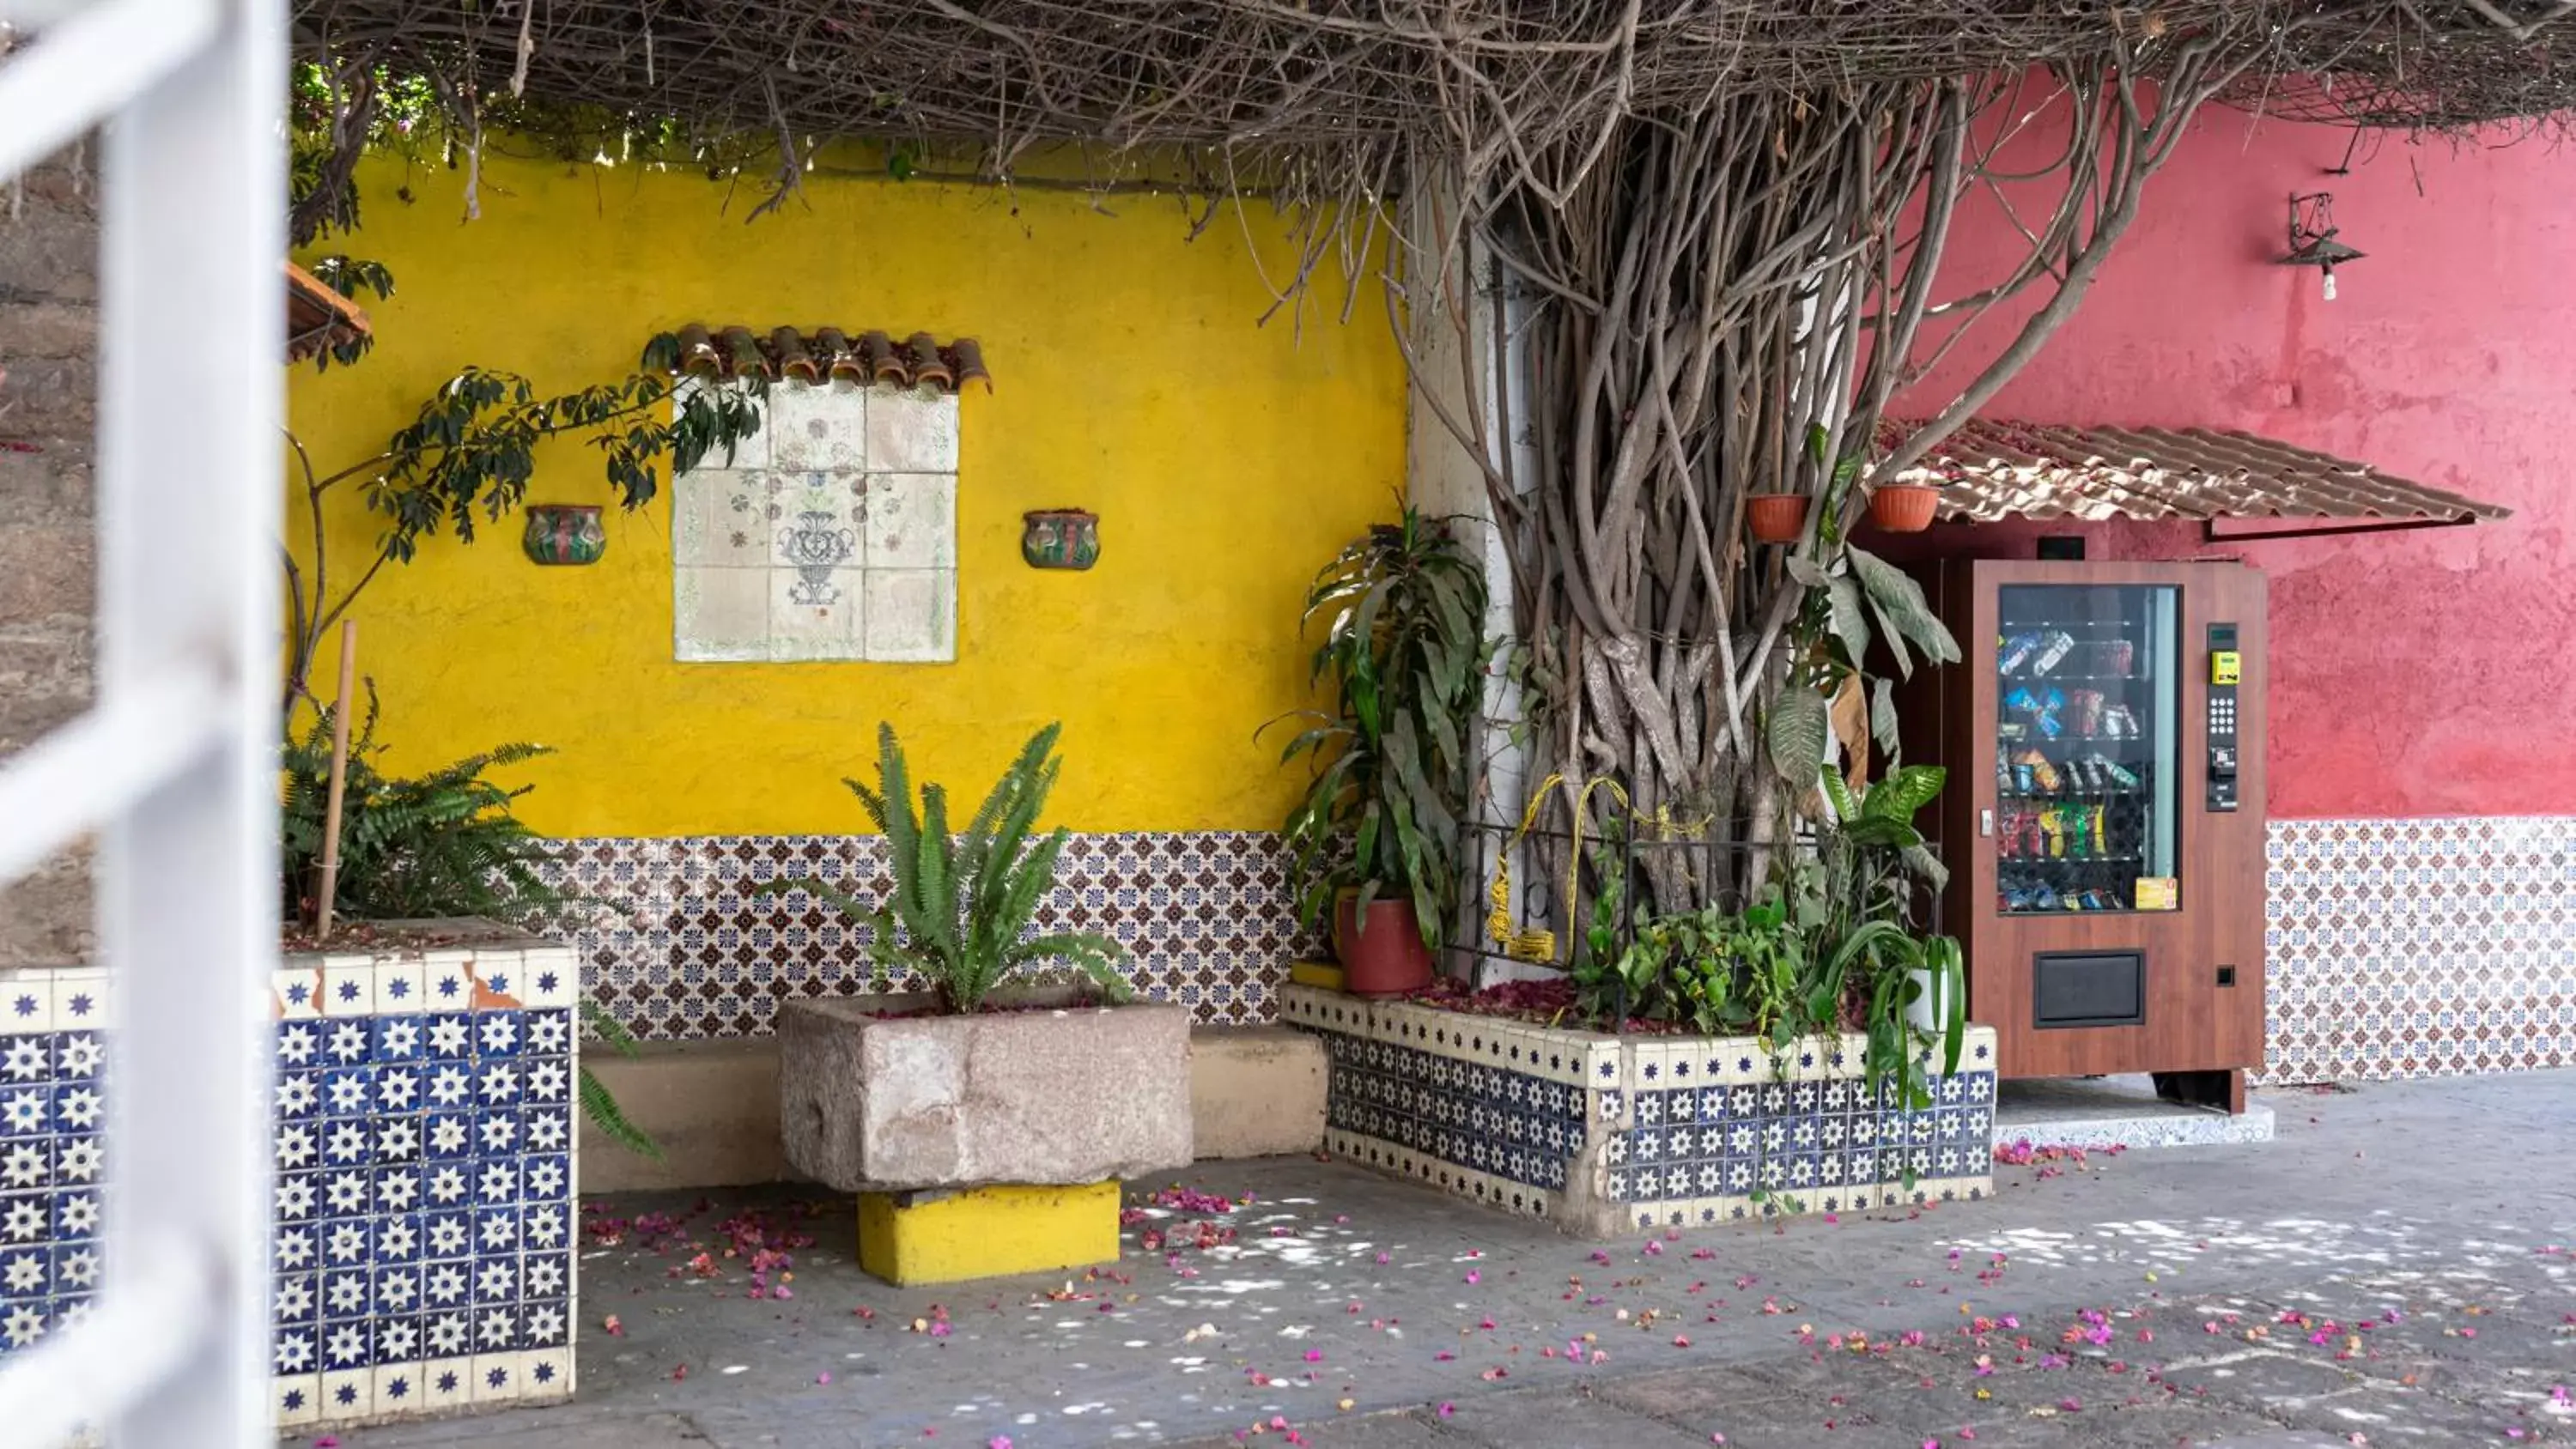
[1485,773,1633,964]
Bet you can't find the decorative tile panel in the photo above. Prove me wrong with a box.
[2262,815,2576,1084]
[0,928,577,1433]
[1283,985,1996,1237]
[553,832,1321,1040]
[674,381,957,664]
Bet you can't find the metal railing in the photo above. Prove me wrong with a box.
[0,1,282,1444]
[1464,816,1944,1028]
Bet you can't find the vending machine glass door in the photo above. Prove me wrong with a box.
[1994,585,2182,914]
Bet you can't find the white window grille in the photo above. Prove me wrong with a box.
[0,0,283,1445]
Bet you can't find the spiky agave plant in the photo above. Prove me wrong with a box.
[771,722,1129,1015]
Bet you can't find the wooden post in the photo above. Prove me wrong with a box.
[313,619,356,942]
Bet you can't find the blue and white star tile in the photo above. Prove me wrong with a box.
[475,1205,523,1255]
[275,967,325,1023]
[474,1306,523,1354]
[422,1309,474,1361]
[374,1167,424,1216]
[0,1141,46,1192]
[372,1264,422,1317]
[469,1349,526,1405]
[275,1372,323,1429]
[0,1038,46,1086]
[525,1343,574,1398]
[2,980,55,1033]
[322,1019,372,1065]
[321,1366,374,1420]
[425,1111,475,1160]
[422,1209,474,1260]
[373,1359,427,1414]
[0,1244,42,1297]
[418,1354,475,1411]
[272,1324,321,1375]
[420,1259,474,1313]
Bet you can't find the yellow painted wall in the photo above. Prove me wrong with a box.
[288,154,1405,837]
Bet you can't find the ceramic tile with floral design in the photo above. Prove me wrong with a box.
[674,566,769,662]
[769,566,862,660]
[863,568,955,661]
[863,474,956,569]
[674,470,771,567]
[866,391,959,472]
[769,382,868,470]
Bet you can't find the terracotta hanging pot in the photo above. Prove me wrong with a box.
[1746,493,1810,544]
[1867,483,1942,534]
[1333,891,1435,998]
[522,504,606,565]
[1021,509,1102,570]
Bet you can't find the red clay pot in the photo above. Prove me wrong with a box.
[1867,483,1942,533]
[1333,892,1436,997]
[1746,493,1810,544]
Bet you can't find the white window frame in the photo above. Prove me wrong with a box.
[0,0,282,1444]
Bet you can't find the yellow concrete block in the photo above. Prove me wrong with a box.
[1288,961,1346,991]
[856,1181,1121,1286]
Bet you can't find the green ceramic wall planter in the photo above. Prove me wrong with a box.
[524,504,607,565]
[1022,508,1101,571]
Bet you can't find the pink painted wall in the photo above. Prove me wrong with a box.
[1896,104,2576,819]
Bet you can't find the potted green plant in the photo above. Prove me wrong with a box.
[1274,509,1489,997]
[766,724,1193,1203]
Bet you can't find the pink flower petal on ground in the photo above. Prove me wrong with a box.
[1304,1349,1324,1363]
[1437,1404,1455,1418]
[817,1372,832,1385]
[989,1439,1014,1449]
[1465,1270,1482,1284]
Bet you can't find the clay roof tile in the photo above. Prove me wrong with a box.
[1877,419,2508,526]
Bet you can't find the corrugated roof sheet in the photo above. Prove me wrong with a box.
[1878,419,2511,525]
[671,325,991,392]
[285,260,373,364]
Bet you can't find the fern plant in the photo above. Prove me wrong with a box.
[280,686,659,1157]
[770,722,1130,1015]
[281,683,563,925]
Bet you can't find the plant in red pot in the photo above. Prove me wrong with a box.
[1272,508,1490,998]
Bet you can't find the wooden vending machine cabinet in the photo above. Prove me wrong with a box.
[1914,561,2267,1112]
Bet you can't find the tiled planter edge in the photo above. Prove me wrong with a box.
[1280,984,1997,1237]
[0,919,580,1434]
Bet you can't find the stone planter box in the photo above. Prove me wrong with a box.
[778,996,1193,1192]
[0,919,580,1434]
[1280,984,1996,1237]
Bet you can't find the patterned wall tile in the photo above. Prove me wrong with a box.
[554,832,1321,1040]
[0,938,577,1433]
[2262,816,2576,1084]
[557,815,2576,1079]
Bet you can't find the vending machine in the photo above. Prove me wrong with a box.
[1910,561,2267,1112]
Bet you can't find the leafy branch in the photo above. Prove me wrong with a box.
[283,332,766,716]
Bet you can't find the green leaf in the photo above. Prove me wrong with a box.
[1767,683,1829,788]
[1820,765,1858,824]
[1901,843,1951,894]
[1823,575,1872,667]
[1863,764,1947,824]
[1847,546,1959,666]
[1870,677,1901,752]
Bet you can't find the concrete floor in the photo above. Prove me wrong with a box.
[342,1070,2576,1449]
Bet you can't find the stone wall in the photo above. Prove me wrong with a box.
[0,156,99,967]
